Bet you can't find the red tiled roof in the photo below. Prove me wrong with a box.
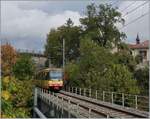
[128,40,149,49]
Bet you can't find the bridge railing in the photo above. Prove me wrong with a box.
[65,87,149,112]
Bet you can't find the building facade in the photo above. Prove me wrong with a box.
[128,34,149,64]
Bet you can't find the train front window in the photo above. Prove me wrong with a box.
[49,71,62,80]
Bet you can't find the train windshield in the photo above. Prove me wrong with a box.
[49,71,63,80]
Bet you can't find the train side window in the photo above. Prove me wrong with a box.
[40,73,42,80]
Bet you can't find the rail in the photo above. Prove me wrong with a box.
[64,87,149,112]
[33,87,149,118]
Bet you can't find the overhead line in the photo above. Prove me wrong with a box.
[111,0,119,6]
[120,11,149,29]
[122,1,148,17]
[120,1,136,12]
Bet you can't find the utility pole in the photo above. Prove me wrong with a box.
[49,56,51,68]
[49,54,51,68]
[63,38,65,69]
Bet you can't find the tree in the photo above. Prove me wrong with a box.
[12,54,35,80]
[45,18,81,66]
[104,64,139,94]
[115,43,137,72]
[1,43,17,76]
[134,67,149,95]
[66,38,139,94]
[80,3,126,48]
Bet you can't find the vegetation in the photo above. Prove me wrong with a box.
[1,2,149,118]
[45,18,81,66]
[1,44,35,118]
[44,3,148,96]
[1,43,17,76]
[134,67,149,95]
[13,54,35,80]
[66,39,139,94]
[80,3,126,48]
[1,76,34,118]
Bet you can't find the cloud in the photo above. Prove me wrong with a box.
[1,1,83,51]
[118,1,149,43]
[1,1,149,51]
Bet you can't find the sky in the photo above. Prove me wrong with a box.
[1,0,149,52]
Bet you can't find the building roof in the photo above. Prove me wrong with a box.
[128,40,149,49]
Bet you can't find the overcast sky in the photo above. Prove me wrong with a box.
[1,0,149,52]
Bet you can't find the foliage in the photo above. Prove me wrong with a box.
[12,54,35,80]
[45,18,81,66]
[80,3,126,48]
[135,54,143,64]
[1,76,34,118]
[113,42,137,72]
[66,38,139,94]
[134,66,149,95]
[65,62,80,86]
[1,43,17,76]
[115,51,137,72]
[104,64,139,94]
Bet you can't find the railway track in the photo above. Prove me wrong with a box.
[37,88,149,118]
[56,90,149,118]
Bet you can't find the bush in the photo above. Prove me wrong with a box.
[1,76,34,118]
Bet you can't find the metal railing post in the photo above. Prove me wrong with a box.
[107,114,109,118]
[61,97,64,116]
[89,89,91,97]
[111,92,114,104]
[56,95,59,109]
[84,88,86,96]
[69,87,70,92]
[34,88,38,107]
[68,99,71,110]
[80,88,81,95]
[135,95,138,109]
[72,87,73,93]
[122,93,124,107]
[95,90,98,99]
[41,88,43,99]
[77,103,79,114]
[88,108,91,118]
[103,91,105,101]
[75,87,77,94]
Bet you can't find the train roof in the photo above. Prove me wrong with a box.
[37,67,63,73]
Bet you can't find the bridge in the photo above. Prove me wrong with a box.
[16,49,47,69]
[16,49,46,58]
[33,87,149,118]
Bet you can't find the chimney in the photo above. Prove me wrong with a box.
[136,33,140,44]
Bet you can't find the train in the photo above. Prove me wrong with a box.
[35,68,65,91]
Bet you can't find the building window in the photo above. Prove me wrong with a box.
[139,50,147,60]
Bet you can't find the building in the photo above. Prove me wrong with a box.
[128,34,149,64]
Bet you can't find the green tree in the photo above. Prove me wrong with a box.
[115,46,137,72]
[134,67,149,95]
[104,64,139,94]
[12,54,35,80]
[80,3,126,48]
[66,38,139,94]
[45,18,81,66]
